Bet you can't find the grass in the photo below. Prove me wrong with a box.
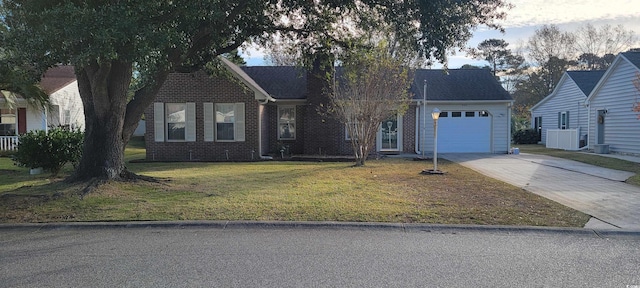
[518,144,640,186]
[0,139,590,227]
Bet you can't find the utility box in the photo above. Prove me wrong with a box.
[594,144,610,154]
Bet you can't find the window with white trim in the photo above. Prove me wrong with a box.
[278,106,296,140]
[0,108,16,136]
[210,103,245,142]
[153,102,195,142]
[166,103,186,141]
[560,111,567,130]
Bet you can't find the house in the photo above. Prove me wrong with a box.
[530,70,606,147]
[585,52,640,154]
[0,66,84,151]
[145,58,513,161]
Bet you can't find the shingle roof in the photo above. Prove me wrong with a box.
[566,70,606,96]
[39,66,76,95]
[241,66,512,102]
[241,66,307,100]
[411,69,512,101]
[621,51,640,69]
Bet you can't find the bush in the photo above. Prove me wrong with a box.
[12,127,84,175]
[513,129,539,144]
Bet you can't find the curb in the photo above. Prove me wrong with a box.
[1,220,640,237]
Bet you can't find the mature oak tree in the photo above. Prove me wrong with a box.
[1,0,508,182]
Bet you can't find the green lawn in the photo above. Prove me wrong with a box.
[0,139,589,227]
[518,144,640,186]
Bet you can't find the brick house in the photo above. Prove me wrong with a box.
[145,58,513,161]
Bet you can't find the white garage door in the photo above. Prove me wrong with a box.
[437,111,491,153]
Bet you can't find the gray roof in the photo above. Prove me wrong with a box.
[411,69,512,101]
[241,66,307,100]
[622,51,640,69]
[566,70,606,96]
[240,66,512,102]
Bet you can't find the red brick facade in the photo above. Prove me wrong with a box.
[145,71,261,161]
[146,70,416,161]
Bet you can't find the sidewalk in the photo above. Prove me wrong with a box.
[442,153,640,230]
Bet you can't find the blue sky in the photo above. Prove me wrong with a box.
[241,0,640,68]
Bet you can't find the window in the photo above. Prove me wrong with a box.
[439,111,448,117]
[153,102,195,142]
[465,111,475,117]
[63,109,71,126]
[452,112,462,117]
[209,103,245,142]
[480,111,489,117]
[0,108,16,136]
[278,106,296,140]
[166,103,186,140]
[559,111,569,130]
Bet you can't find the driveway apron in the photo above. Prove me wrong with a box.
[442,153,640,230]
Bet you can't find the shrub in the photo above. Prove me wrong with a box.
[512,129,539,144]
[12,127,84,175]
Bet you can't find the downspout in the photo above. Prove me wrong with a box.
[415,104,421,154]
[415,80,427,155]
[586,100,591,150]
[507,102,512,154]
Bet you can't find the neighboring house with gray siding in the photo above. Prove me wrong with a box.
[585,52,640,154]
[530,70,605,146]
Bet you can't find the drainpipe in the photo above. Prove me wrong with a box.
[586,101,591,150]
[415,104,421,154]
[507,102,512,154]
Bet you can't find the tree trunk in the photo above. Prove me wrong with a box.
[68,60,171,182]
[68,61,133,181]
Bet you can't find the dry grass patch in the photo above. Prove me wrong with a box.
[0,156,589,227]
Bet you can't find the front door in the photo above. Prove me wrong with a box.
[378,115,402,152]
[597,110,606,144]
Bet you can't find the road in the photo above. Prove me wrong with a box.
[1,225,639,287]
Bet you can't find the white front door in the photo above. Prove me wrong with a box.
[378,114,402,152]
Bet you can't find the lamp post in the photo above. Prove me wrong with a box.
[431,108,440,172]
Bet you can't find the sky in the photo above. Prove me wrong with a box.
[241,0,640,68]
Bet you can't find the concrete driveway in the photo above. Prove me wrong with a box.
[442,153,640,230]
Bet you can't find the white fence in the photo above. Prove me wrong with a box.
[546,128,580,151]
[0,136,19,151]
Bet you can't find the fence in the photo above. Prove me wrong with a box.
[546,128,580,150]
[0,136,19,151]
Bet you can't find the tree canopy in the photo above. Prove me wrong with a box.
[1,0,509,181]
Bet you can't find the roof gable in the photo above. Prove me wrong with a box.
[39,66,76,95]
[219,57,274,102]
[586,52,640,103]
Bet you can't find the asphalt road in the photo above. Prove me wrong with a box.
[1,226,639,287]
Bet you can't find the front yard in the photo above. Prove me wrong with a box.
[0,140,589,227]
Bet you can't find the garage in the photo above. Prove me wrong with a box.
[436,110,491,153]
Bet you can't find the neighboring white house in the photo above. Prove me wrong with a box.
[0,66,84,151]
[530,70,605,147]
[585,52,640,154]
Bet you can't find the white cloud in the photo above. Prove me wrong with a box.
[501,0,640,28]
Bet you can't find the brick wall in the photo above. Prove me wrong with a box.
[145,71,261,161]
